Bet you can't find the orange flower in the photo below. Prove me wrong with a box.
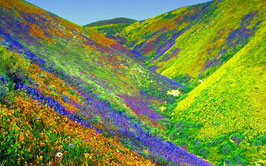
[40,142,45,146]
[19,135,24,141]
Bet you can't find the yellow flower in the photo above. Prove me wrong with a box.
[84,153,89,159]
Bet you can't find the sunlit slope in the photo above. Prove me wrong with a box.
[120,2,211,60]
[168,20,266,165]
[158,0,266,81]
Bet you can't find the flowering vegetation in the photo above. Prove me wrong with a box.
[0,0,265,165]
[0,93,155,165]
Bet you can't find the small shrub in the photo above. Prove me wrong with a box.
[230,133,244,145]
[0,46,29,80]
[0,84,9,100]
[220,143,233,154]
[253,135,266,146]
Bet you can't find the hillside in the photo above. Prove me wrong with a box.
[93,0,266,91]
[85,17,137,27]
[0,46,154,165]
[1,0,265,165]
[167,19,266,165]
[0,0,212,165]
[87,0,266,165]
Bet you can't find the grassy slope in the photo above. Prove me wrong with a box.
[89,1,216,89]
[168,20,266,165]
[85,17,137,27]
[158,0,266,82]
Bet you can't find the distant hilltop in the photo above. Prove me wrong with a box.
[85,17,137,27]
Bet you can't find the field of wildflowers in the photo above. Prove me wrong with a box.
[0,0,265,165]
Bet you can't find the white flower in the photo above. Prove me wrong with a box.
[56,152,63,158]
[167,89,181,97]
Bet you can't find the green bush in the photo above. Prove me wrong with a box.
[0,46,29,79]
[0,84,9,100]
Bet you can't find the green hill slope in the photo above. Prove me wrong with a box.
[158,0,266,84]
[167,20,266,165]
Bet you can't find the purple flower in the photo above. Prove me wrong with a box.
[69,143,73,148]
